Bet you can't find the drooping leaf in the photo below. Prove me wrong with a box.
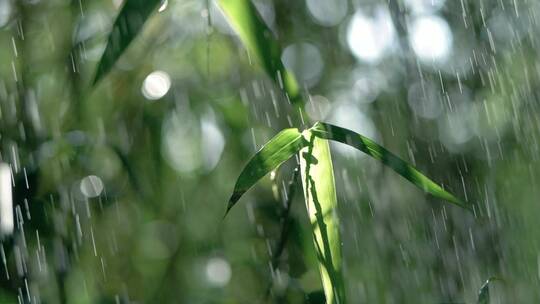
[217,0,302,105]
[299,133,345,304]
[226,128,309,215]
[93,0,162,85]
[310,122,470,210]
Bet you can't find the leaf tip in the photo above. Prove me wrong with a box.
[224,191,243,218]
[91,65,105,88]
[91,74,101,87]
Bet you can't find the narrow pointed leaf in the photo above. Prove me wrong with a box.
[93,0,161,85]
[217,0,302,105]
[226,128,308,215]
[310,122,469,210]
[299,134,345,304]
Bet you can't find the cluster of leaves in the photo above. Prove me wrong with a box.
[215,1,469,303]
[93,0,492,303]
[226,121,468,214]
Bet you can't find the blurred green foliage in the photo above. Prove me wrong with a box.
[0,0,539,303]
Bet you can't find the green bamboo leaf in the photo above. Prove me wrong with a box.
[217,0,302,105]
[299,133,345,304]
[93,0,162,85]
[226,128,309,215]
[310,122,470,210]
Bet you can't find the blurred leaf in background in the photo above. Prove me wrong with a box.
[0,0,538,303]
[93,0,162,85]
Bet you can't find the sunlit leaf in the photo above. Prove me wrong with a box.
[93,0,162,85]
[299,133,345,304]
[310,122,470,210]
[217,0,302,105]
[226,128,309,215]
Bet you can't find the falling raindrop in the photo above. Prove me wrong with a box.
[407,81,443,119]
[306,95,331,121]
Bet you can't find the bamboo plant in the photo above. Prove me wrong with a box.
[93,0,472,303]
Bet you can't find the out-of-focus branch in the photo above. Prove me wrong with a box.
[264,164,300,300]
